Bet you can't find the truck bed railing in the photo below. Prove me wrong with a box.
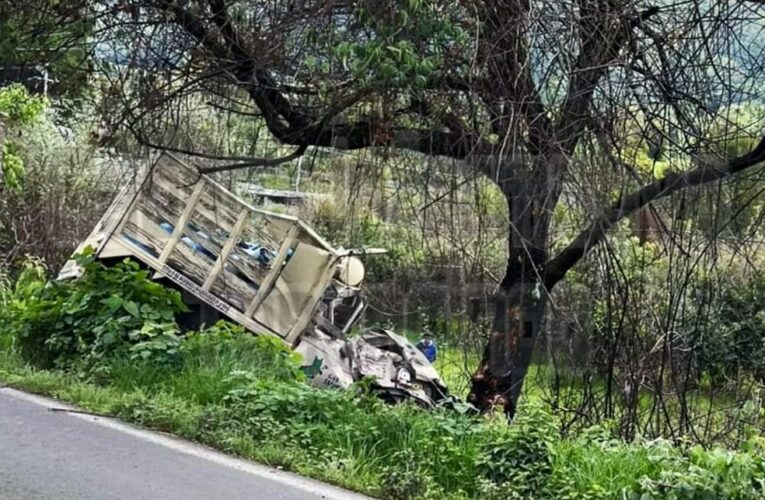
[61,153,343,344]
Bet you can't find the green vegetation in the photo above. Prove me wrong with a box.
[2,1,765,497]
[0,1,93,96]
[3,252,187,371]
[324,0,468,90]
[0,84,47,189]
[0,84,107,268]
[2,261,765,499]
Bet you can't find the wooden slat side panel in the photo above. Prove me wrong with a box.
[178,225,224,260]
[192,203,237,235]
[154,154,336,251]
[90,171,144,251]
[139,174,232,273]
[148,173,238,233]
[209,264,259,312]
[203,209,250,291]
[120,225,160,258]
[152,155,200,190]
[127,232,258,318]
[158,260,276,336]
[146,172,191,200]
[105,154,342,343]
[182,182,256,259]
[158,181,206,264]
[196,185,241,230]
[120,210,173,258]
[243,214,283,250]
[208,211,289,292]
[147,171,194,200]
[139,183,187,227]
[184,211,230,254]
[165,241,214,288]
[245,224,299,317]
[224,245,273,285]
[193,192,239,229]
[102,223,283,340]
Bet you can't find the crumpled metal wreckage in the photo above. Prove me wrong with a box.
[60,153,453,408]
[296,327,452,408]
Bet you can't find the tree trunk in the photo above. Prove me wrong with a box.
[468,161,554,418]
[468,280,547,417]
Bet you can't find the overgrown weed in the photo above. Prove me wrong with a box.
[1,259,764,499]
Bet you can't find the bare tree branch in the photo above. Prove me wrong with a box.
[199,144,307,174]
[545,136,765,289]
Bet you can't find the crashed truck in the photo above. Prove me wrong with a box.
[58,153,449,407]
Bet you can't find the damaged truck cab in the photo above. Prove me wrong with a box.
[59,153,449,407]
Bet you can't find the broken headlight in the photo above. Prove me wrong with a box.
[396,367,412,385]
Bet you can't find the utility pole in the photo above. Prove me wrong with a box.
[295,155,303,191]
[33,65,56,97]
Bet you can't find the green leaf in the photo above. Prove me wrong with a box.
[103,294,122,312]
[123,300,140,317]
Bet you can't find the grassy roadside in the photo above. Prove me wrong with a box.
[4,344,765,500]
[3,259,765,499]
[0,345,482,498]
[0,348,379,494]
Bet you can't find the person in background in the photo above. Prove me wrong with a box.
[416,332,438,363]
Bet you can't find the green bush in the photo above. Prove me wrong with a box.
[128,321,184,367]
[0,84,47,189]
[181,324,304,382]
[694,271,765,384]
[2,253,765,499]
[476,404,558,498]
[2,252,187,371]
[210,375,482,498]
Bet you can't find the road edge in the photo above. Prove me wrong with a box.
[1,387,371,500]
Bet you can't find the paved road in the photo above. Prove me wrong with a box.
[0,388,369,500]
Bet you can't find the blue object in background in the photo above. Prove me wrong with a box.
[416,340,438,363]
[158,221,216,260]
[240,243,275,266]
[156,220,291,267]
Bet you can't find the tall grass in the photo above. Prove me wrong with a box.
[1,266,764,499]
[108,334,300,404]
[2,338,764,499]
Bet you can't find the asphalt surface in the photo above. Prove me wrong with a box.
[0,388,369,500]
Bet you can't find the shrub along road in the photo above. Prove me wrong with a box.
[0,388,369,500]
[3,261,765,498]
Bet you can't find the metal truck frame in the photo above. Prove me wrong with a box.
[60,153,449,407]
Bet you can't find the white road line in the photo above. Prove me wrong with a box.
[1,388,371,500]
